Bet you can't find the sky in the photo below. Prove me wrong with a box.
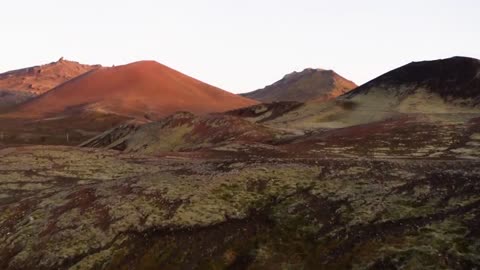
[1,0,479,93]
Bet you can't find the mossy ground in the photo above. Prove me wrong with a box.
[1,146,480,269]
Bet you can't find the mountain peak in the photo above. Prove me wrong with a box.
[242,68,356,102]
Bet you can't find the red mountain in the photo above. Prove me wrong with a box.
[9,61,257,119]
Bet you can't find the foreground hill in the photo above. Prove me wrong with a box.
[8,61,257,119]
[80,112,276,154]
[241,68,356,102]
[0,58,99,109]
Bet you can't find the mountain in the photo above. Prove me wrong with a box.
[225,101,304,123]
[8,61,257,119]
[0,58,99,110]
[342,56,480,112]
[241,68,357,102]
[0,57,100,95]
[259,56,480,131]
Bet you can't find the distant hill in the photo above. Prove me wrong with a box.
[0,58,100,95]
[7,60,258,119]
[251,56,480,130]
[241,68,357,102]
[0,58,100,110]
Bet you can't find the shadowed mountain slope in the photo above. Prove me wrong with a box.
[345,56,480,101]
[0,90,36,111]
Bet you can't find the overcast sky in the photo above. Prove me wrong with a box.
[1,0,479,93]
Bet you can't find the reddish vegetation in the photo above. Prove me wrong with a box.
[318,117,413,140]
[0,58,99,94]
[8,61,257,119]
[187,114,274,144]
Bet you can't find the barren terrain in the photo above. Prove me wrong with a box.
[1,56,480,269]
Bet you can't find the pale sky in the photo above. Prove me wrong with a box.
[1,0,479,93]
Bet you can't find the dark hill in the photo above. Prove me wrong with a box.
[345,56,480,102]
